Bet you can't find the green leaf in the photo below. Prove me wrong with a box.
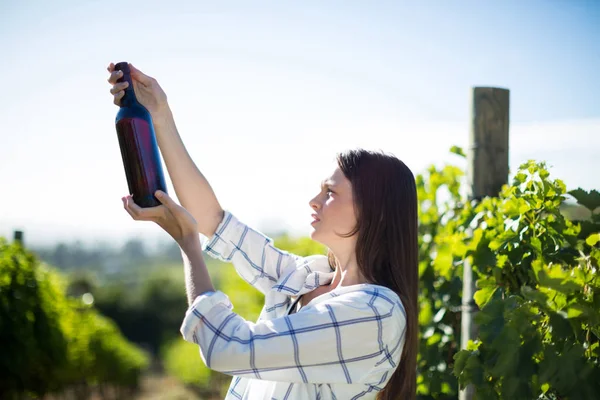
[549,312,575,341]
[474,276,498,308]
[496,254,509,268]
[530,236,542,253]
[474,286,497,308]
[419,301,433,325]
[433,244,454,279]
[518,203,531,214]
[453,350,470,376]
[569,188,600,212]
[489,327,520,377]
[500,376,522,400]
[566,306,583,319]
[554,344,586,394]
[450,145,466,158]
[541,382,550,393]
[427,332,442,346]
[555,178,567,195]
[536,263,582,295]
[465,353,484,385]
[475,297,505,343]
[566,303,600,325]
[521,286,549,308]
[586,233,600,246]
[466,340,481,352]
[513,173,527,185]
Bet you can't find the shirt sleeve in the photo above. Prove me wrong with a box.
[180,288,406,384]
[201,211,305,295]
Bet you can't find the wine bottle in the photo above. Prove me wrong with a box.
[115,61,167,208]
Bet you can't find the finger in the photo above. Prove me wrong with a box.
[154,190,176,210]
[123,196,146,219]
[110,81,129,94]
[129,63,154,86]
[123,195,163,221]
[107,70,123,85]
[154,191,187,217]
[113,90,125,106]
[107,62,115,73]
[122,196,138,220]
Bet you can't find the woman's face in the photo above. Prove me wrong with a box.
[308,166,357,246]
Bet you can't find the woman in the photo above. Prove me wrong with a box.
[107,63,418,400]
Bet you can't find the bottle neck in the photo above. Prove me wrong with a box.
[120,84,139,108]
[116,63,140,108]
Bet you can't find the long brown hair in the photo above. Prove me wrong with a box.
[328,149,418,400]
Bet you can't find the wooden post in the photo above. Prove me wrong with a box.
[13,230,24,246]
[460,87,509,400]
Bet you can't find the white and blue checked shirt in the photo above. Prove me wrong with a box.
[180,211,407,400]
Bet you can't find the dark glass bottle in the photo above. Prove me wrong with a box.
[115,61,167,208]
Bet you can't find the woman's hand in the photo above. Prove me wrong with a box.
[107,62,169,120]
[122,191,198,247]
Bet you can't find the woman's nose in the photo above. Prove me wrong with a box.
[309,195,320,210]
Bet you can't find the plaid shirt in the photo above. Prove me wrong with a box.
[180,211,407,399]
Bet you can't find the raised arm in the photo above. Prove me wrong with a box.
[107,62,223,237]
[151,106,224,237]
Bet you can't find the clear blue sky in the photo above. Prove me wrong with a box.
[1,0,599,246]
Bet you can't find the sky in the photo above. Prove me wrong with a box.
[1,0,599,247]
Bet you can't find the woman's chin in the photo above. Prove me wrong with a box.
[309,228,320,241]
[309,230,327,247]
